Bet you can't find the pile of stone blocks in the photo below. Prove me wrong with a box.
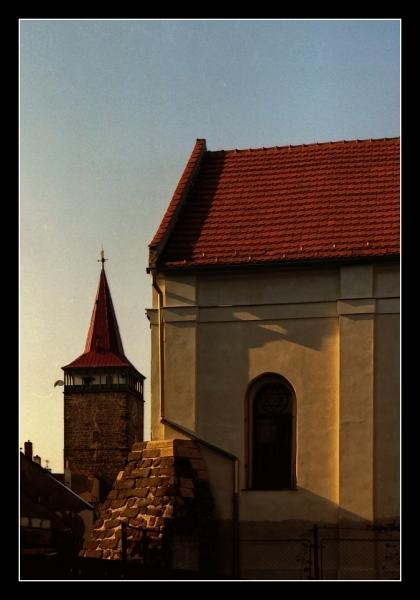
[80,439,213,565]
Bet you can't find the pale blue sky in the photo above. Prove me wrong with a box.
[20,19,400,471]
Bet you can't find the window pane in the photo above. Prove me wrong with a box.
[252,382,294,489]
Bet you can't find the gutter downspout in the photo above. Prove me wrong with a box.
[151,270,165,423]
[161,417,240,579]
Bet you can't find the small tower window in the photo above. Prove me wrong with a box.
[106,375,113,386]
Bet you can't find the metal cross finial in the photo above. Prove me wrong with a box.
[98,247,108,269]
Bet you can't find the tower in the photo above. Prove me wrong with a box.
[62,252,145,501]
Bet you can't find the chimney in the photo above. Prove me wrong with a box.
[33,455,41,466]
[24,440,33,461]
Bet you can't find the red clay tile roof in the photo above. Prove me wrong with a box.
[63,268,140,373]
[150,138,399,268]
[64,351,137,370]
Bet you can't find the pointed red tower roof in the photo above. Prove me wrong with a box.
[64,256,140,372]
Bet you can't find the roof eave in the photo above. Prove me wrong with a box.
[153,253,400,274]
[62,360,146,379]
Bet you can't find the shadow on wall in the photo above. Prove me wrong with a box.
[194,305,336,456]
[240,485,399,529]
[238,489,400,581]
[166,299,332,352]
[202,462,399,580]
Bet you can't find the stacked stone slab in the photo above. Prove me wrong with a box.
[80,439,213,565]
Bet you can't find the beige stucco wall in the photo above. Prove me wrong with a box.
[197,317,339,519]
[147,261,399,534]
[339,313,375,521]
[149,310,162,440]
[197,266,339,305]
[164,321,197,429]
[374,313,400,521]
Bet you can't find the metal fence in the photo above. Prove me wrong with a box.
[240,537,312,579]
[240,524,400,580]
[318,526,400,580]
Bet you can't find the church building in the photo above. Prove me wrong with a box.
[145,137,400,579]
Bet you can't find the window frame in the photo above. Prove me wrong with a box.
[245,373,297,490]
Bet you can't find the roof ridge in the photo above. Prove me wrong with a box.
[207,136,400,155]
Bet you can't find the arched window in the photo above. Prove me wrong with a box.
[247,374,296,490]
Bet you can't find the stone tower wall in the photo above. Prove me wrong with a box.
[64,391,143,488]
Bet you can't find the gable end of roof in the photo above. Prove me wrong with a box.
[148,138,207,269]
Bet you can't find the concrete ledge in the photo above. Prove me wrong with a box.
[376,298,400,314]
[148,297,399,323]
[337,299,376,315]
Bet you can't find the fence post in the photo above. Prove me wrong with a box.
[313,524,320,579]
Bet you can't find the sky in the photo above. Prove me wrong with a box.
[19,19,400,472]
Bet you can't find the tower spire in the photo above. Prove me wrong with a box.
[83,266,124,355]
[63,255,137,367]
